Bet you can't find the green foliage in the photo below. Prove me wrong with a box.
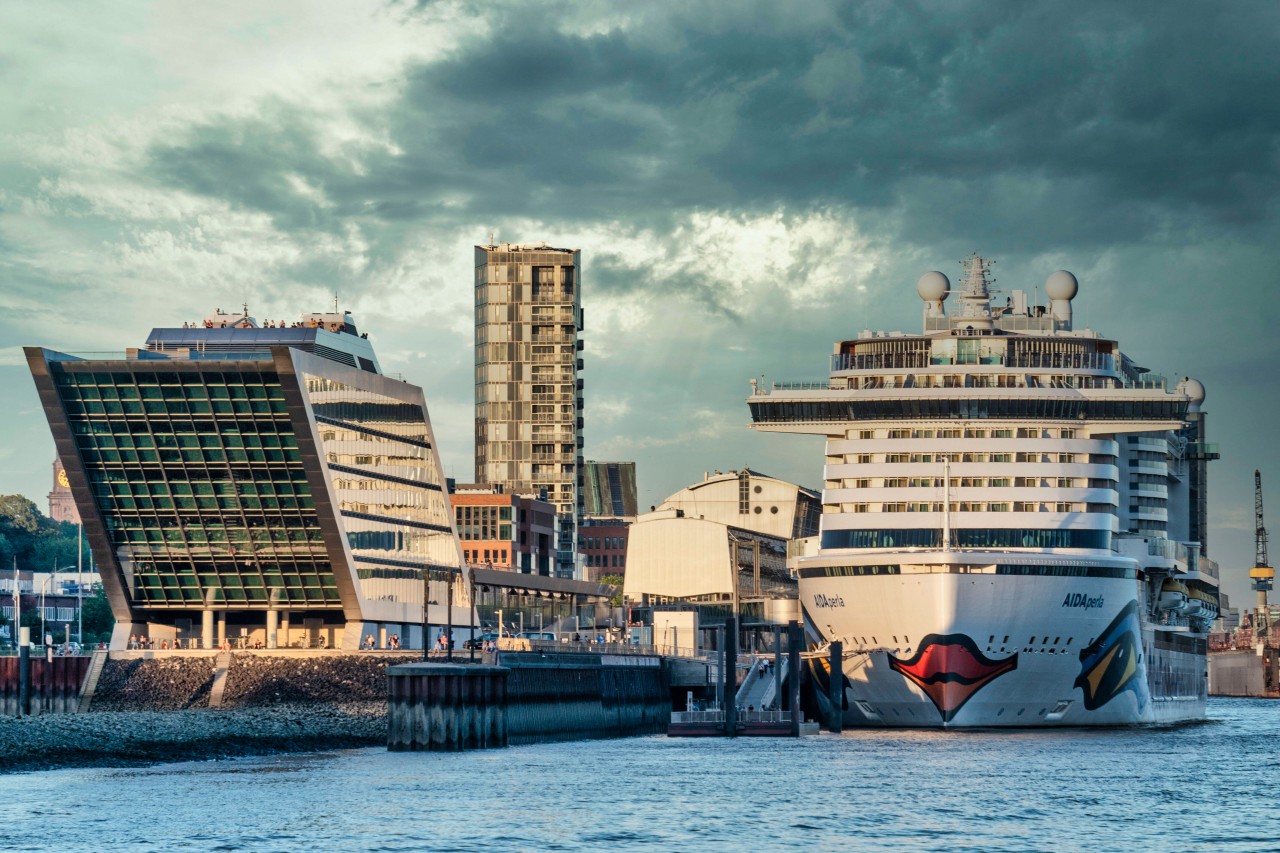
[599,573,624,607]
[0,494,86,574]
[81,585,114,643]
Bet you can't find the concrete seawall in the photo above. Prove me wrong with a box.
[505,656,669,744]
[388,654,670,751]
[1209,649,1278,697]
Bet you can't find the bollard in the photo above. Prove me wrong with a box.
[723,616,737,737]
[17,627,30,717]
[828,641,843,733]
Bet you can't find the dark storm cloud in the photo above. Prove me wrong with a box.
[142,0,1280,258]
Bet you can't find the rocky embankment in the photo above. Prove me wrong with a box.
[222,654,397,705]
[92,656,218,711]
[2,654,410,773]
[0,702,386,773]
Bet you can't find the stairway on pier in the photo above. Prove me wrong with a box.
[735,656,787,710]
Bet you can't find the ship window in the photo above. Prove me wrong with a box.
[1002,636,1009,644]
[1053,637,1060,645]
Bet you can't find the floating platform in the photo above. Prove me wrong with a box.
[667,709,818,737]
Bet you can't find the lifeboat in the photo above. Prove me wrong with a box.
[1157,579,1190,612]
[1188,585,1219,621]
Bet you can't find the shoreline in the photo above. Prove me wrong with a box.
[0,702,386,774]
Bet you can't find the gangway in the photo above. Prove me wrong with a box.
[735,655,787,710]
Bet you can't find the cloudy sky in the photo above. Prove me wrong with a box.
[1,1,1276,603]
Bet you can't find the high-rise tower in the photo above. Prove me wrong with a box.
[474,242,584,577]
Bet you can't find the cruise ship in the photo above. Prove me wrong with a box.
[749,257,1220,726]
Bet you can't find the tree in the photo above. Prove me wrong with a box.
[0,495,42,536]
[81,585,114,644]
[0,494,84,574]
[599,573,624,607]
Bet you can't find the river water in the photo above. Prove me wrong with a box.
[2,698,1277,852]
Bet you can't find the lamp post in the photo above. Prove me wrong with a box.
[422,561,430,662]
[77,522,83,646]
[39,574,52,648]
[469,569,477,663]
[446,566,454,662]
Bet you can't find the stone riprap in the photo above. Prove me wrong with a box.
[0,702,385,773]
[92,655,219,711]
[222,654,401,706]
[3,653,414,772]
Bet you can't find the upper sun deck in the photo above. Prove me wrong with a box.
[747,256,1207,432]
[138,305,381,374]
[831,257,1150,384]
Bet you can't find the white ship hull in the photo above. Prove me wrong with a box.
[803,570,1207,727]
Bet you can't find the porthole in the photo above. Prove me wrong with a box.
[770,506,778,514]
[753,506,762,514]
[753,485,762,494]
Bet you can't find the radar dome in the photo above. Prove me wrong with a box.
[917,271,950,302]
[1044,270,1079,301]
[1178,377,1206,408]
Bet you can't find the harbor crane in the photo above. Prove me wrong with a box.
[1249,470,1273,626]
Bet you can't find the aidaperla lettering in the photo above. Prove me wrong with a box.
[1061,592,1105,610]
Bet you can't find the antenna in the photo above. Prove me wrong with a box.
[333,292,339,313]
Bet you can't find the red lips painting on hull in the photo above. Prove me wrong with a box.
[887,634,1018,723]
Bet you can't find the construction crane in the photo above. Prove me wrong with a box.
[1249,470,1273,619]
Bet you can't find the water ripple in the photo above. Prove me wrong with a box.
[0,699,1277,852]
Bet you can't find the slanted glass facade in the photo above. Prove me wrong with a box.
[52,362,337,609]
[304,373,460,606]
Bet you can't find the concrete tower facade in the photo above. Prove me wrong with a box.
[474,243,584,577]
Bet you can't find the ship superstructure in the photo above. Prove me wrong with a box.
[750,257,1218,726]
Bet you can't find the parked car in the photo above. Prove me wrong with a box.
[463,632,500,650]
[517,631,557,642]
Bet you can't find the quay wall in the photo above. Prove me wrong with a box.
[1209,650,1278,697]
[388,654,670,751]
[505,657,668,744]
[0,656,90,716]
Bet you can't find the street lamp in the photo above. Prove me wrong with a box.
[77,521,83,647]
[40,566,77,649]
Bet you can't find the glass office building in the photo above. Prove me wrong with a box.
[25,308,467,650]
